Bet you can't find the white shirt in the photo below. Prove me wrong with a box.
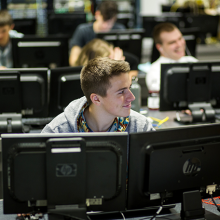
[146,56,198,91]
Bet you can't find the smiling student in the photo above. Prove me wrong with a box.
[146,22,197,92]
[41,57,154,133]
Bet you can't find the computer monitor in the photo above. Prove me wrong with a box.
[127,123,220,219]
[47,12,87,37]
[48,66,84,117]
[184,14,219,43]
[13,18,37,35]
[96,28,145,61]
[142,14,185,38]
[150,27,199,63]
[11,35,69,68]
[160,61,220,123]
[0,68,48,132]
[2,132,128,219]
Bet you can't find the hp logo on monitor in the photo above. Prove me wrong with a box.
[183,158,201,177]
[56,163,77,177]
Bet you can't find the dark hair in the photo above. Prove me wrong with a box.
[80,57,130,105]
[153,22,178,44]
[0,10,13,27]
[97,1,118,21]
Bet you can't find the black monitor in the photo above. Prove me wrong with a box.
[2,132,128,219]
[11,35,69,68]
[127,123,220,219]
[160,61,220,123]
[48,66,84,117]
[142,14,185,38]
[0,68,48,132]
[150,27,199,63]
[47,12,87,37]
[184,14,219,43]
[13,18,37,35]
[96,28,145,61]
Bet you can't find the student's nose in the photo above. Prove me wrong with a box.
[127,89,135,102]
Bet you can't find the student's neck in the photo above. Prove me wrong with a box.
[93,21,99,33]
[0,39,10,48]
[84,104,115,132]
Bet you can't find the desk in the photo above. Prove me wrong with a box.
[143,108,180,128]
[141,107,219,129]
[1,200,220,220]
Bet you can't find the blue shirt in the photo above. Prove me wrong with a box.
[69,22,125,50]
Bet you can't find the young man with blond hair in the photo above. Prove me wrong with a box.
[42,57,153,133]
[146,22,197,92]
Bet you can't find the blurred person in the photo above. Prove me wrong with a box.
[74,38,138,77]
[69,1,125,66]
[146,22,197,92]
[0,9,23,69]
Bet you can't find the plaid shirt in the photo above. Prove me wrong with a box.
[0,30,24,68]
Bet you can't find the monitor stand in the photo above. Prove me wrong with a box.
[155,190,220,220]
[48,206,87,220]
[0,113,23,133]
[174,103,216,124]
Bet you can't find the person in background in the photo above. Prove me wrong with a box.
[41,57,154,133]
[0,10,23,69]
[74,38,125,66]
[146,22,197,92]
[69,0,125,66]
[74,38,138,77]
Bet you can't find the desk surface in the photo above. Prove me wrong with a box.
[1,200,220,220]
[142,107,219,129]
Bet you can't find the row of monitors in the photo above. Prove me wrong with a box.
[11,29,198,68]
[14,12,219,41]
[142,13,220,39]
[14,12,134,37]
[2,123,220,219]
[11,29,144,67]
[3,61,220,121]
[0,66,83,120]
[13,12,87,37]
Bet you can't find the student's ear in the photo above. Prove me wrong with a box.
[156,43,163,53]
[10,24,15,30]
[90,93,101,106]
[95,10,101,20]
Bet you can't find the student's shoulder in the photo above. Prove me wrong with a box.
[129,110,154,132]
[9,30,24,38]
[130,110,151,123]
[113,22,126,29]
[182,56,198,62]
[77,23,93,31]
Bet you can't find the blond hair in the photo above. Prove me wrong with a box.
[75,38,113,66]
[0,10,13,27]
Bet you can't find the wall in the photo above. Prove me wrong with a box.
[140,0,170,15]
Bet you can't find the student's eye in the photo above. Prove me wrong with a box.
[119,90,124,94]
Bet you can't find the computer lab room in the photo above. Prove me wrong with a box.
[1,0,220,219]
